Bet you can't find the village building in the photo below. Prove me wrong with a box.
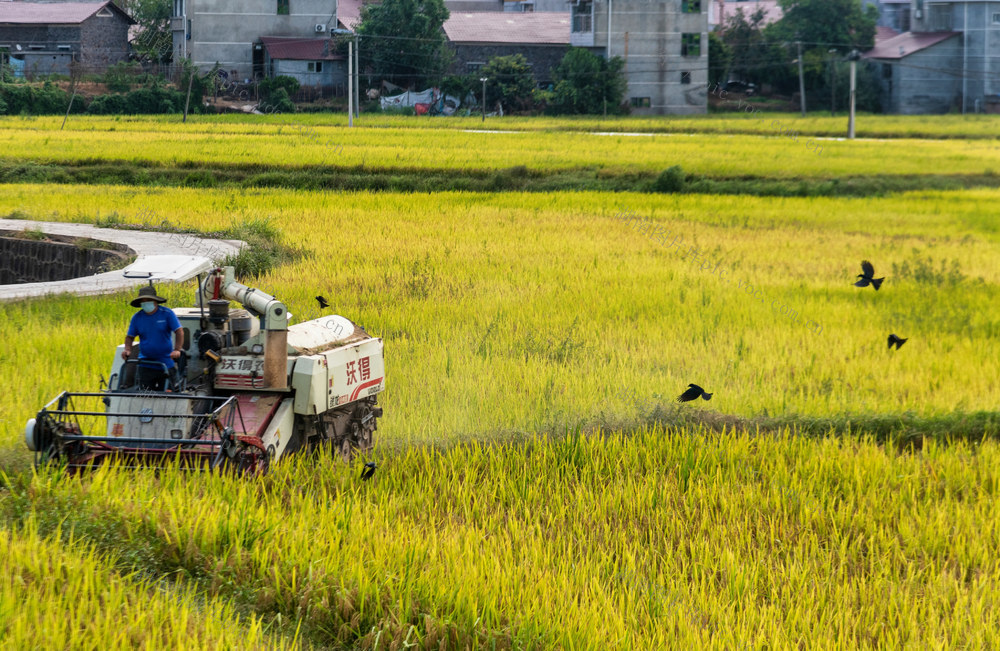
[0,1,134,78]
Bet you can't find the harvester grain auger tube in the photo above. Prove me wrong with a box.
[202,266,288,390]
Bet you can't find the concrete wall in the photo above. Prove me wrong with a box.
[878,35,963,113]
[273,58,344,88]
[903,1,999,111]
[0,235,127,285]
[173,0,337,78]
[449,43,569,84]
[592,0,709,115]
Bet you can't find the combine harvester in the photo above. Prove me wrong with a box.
[25,266,385,473]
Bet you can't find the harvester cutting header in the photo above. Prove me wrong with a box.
[26,267,385,473]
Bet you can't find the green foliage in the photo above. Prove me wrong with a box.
[177,58,210,112]
[357,0,452,89]
[259,75,300,100]
[219,216,302,280]
[774,0,877,52]
[548,48,627,115]
[479,54,537,114]
[440,74,474,101]
[103,61,143,93]
[12,227,46,241]
[720,6,795,91]
[755,0,877,96]
[0,84,31,114]
[653,165,686,193]
[258,76,299,113]
[117,0,174,63]
[0,82,85,116]
[85,94,128,115]
[708,33,732,86]
[259,88,295,114]
[892,256,967,287]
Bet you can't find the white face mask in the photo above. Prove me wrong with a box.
[141,301,156,313]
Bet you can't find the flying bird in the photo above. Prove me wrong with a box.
[887,334,908,350]
[360,462,376,481]
[315,295,329,309]
[854,260,884,291]
[677,384,712,402]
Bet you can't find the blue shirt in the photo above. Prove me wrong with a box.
[127,306,182,368]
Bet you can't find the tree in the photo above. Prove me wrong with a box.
[719,7,791,90]
[773,0,877,55]
[766,0,878,102]
[707,32,732,87]
[357,0,452,89]
[118,0,173,63]
[479,54,536,113]
[548,48,626,115]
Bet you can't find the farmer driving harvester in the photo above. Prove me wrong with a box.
[122,284,184,391]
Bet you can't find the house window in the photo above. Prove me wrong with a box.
[882,63,892,79]
[571,1,593,33]
[307,61,323,73]
[993,12,1000,24]
[927,4,951,30]
[682,0,701,12]
[277,0,290,16]
[173,0,184,16]
[630,97,650,108]
[466,61,485,73]
[680,71,692,84]
[57,45,71,51]
[681,33,701,57]
[96,7,113,17]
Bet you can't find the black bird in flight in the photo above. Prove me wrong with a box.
[360,462,377,481]
[854,260,884,291]
[677,384,713,402]
[315,295,329,309]
[887,334,908,350]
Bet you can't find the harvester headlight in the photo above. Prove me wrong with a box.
[251,344,264,355]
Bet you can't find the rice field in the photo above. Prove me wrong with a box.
[1,115,999,650]
[2,115,1000,179]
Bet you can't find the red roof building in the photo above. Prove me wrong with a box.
[259,36,344,89]
[0,1,135,77]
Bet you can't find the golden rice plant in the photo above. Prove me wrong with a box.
[0,519,295,649]
[1,115,999,179]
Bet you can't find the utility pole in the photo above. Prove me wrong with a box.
[354,34,360,119]
[607,0,613,60]
[61,59,80,130]
[348,40,354,126]
[480,77,487,122]
[848,49,860,139]
[828,48,837,117]
[182,62,195,123]
[796,40,806,116]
